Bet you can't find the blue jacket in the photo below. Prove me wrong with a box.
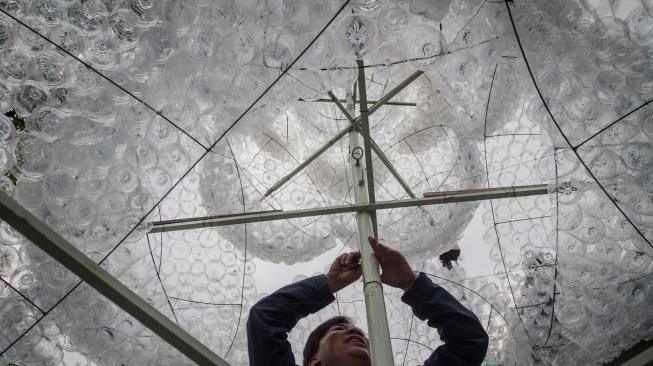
[247,272,489,365]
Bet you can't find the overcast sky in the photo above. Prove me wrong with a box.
[253,205,493,294]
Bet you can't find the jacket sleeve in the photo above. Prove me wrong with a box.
[247,274,335,366]
[401,272,489,366]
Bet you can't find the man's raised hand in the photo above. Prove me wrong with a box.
[368,236,418,291]
[326,251,362,293]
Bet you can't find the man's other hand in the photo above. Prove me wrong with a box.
[368,236,418,291]
[326,252,363,293]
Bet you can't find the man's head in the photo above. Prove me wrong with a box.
[303,316,371,366]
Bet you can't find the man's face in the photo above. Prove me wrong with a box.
[310,323,371,366]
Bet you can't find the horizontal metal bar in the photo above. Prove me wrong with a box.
[0,191,229,366]
[153,210,282,226]
[327,91,357,126]
[423,185,545,197]
[298,98,417,107]
[356,59,379,238]
[368,70,423,115]
[151,184,549,233]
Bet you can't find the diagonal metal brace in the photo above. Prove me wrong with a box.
[263,125,353,197]
[263,70,424,199]
[0,191,230,366]
[369,140,416,198]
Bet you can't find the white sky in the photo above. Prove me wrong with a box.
[253,205,492,294]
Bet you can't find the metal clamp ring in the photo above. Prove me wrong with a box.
[351,147,364,164]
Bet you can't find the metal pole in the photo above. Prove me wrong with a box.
[356,60,378,237]
[327,91,415,199]
[0,191,229,366]
[150,185,550,233]
[265,71,424,199]
[346,93,395,366]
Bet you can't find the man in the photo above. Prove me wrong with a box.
[247,237,489,366]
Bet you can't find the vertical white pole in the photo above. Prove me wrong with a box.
[346,93,395,366]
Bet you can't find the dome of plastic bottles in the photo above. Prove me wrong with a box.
[0,0,652,365]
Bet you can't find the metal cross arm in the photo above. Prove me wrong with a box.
[263,70,424,199]
[327,91,416,199]
[0,191,230,366]
[299,98,417,107]
[150,184,549,233]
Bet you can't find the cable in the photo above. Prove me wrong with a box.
[0,8,210,151]
[574,98,653,149]
[0,276,45,314]
[145,233,180,325]
[505,2,652,250]
[0,0,353,356]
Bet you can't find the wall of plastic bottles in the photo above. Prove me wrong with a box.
[0,0,652,365]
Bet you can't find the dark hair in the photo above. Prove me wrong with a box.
[302,316,353,366]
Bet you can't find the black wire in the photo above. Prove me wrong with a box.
[574,98,653,149]
[541,148,561,347]
[292,36,500,71]
[205,0,352,151]
[486,307,493,331]
[505,2,652,250]
[224,139,248,359]
[169,297,241,307]
[0,280,83,355]
[423,273,514,340]
[391,337,434,352]
[145,233,180,325]
[495,215,551,225]
[0,8,210,151]
[0,276,45,314]
[482,60,557,348]
[401,315,415,366]
[483,62,536,345]
[0,0,354,356]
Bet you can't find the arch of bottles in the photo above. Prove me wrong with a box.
[0,0,652,365]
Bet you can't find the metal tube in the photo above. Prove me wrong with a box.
[265,70,423,199]
[150,185,549,233]
[0,191,229,366]
[346,92,395,366]
[298,98,417,107]
[327,91,415,199]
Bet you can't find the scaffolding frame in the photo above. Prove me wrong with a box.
[0,63,551,366]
